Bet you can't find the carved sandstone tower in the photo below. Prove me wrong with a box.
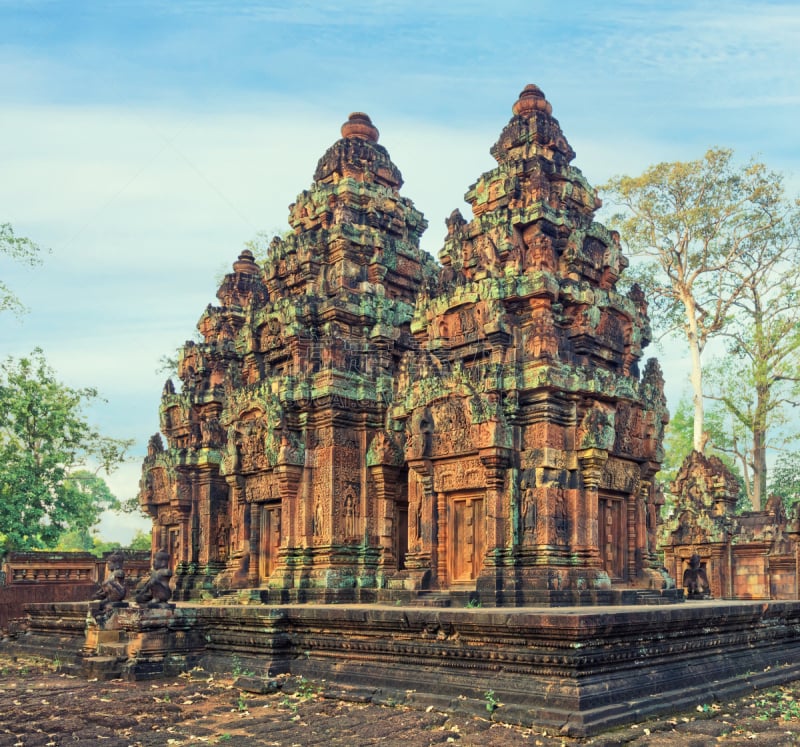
[140,113,437,599]
[139,86,670,605]
[393,85,669,602]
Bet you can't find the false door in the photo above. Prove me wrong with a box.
[598,495,626,581]
[449,496,485,585]
[259,503,281,582]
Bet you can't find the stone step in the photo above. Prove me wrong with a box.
[408,593,452,608]
[82,655,126,680]
[97,641,128,657]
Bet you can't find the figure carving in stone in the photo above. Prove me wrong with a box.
[765,494,787,523]
[135,549,173,606]
[579,406,615,451]
[200,417,224,448]
[408,470,424,549]
[277,428,302,465]
[146,433,164,459]
[522,485,537,538]
[555,490,568,543]
[216,524,230,561]
[94,551,126,608]
[344,492,358,539]
[313,498,323,538]
[682,553,711,599]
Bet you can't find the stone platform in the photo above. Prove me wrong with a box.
[6,599,800,736]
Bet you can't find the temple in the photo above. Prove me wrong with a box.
[662,450,800,599]
[139,85,672,605]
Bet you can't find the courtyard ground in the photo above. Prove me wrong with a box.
[0,653,799,746]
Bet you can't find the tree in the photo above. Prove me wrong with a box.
[128,530,152,551]
[768,452,800,516]
[0,349,132,552]
[54,527,122,557]
[659,396,748,515]
[1,222,42,315]
[602,149,794,453]
[702,194,800,509]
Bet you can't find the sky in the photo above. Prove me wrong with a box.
[2,0,799,542]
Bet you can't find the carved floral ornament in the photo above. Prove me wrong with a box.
[578,405,615,451]
[366,430,403,467]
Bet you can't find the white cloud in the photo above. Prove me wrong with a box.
[2,1,799,531]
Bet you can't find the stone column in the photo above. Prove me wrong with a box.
[479,449,512,554]
[403,460,434,588]
[576,447,607,569]
[369,463,402,572]
[248,502,261,587]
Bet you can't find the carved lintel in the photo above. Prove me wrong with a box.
[639,460,660,482]
[407,458,432,482]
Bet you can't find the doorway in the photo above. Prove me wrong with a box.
[259,503,281,582]
[449,495,485,585]
[598,495,626,581]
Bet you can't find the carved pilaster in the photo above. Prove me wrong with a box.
[274,463,303,502]
[369,463,402,571]
[578,448,609,488]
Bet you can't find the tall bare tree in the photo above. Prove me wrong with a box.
[602,148,794,453]
[705,202,800,509]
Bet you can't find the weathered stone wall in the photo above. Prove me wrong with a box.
[0,551,151,631]
[9,599,800,736]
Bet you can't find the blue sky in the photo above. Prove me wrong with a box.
[2,1,799,541]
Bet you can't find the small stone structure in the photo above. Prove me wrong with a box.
[138,85,672,605]
[0,551,149,632]
[661,450,799,599]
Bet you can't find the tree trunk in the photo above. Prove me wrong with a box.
[752,430,766,512]
[752,379,770,512]
[684,298,705,453]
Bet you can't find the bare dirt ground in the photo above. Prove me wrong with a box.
[1,654,800,746]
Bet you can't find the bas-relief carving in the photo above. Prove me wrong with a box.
[244,475,278,503]
[432,458,485,493]
[601,458,641,494]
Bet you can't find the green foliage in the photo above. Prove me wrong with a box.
[0,348,132,552]
[56,530,124,557]
[55,527,149,556]
[659,396,695,488]
[0,222,43,316]
[752,688,800,722]
[660,397,749,514]
[768,453,800,516]
[703,199,800,509]
[484,689,500,712]
[128,529,152,551]
[602,149,791,344]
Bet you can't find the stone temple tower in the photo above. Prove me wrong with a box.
[139,86,670,605]
[391,84,670,603]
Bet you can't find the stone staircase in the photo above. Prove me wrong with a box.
[82,629,129,680]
